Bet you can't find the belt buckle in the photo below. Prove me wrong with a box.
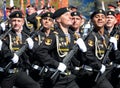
[65,70,71,76]
[13,68,18,73]
[83,65,93,71]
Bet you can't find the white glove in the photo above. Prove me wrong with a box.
[84,23,91,29]
[100,64,106,74]
[11,53,19,64]
[0,40,3,50]
[26,37,34,49]
[33,65,39,70]
[109,37,118,50]
[37,10,43,15]
[57,63,67,72]
[0,22,6,31]
[76,38,87,52]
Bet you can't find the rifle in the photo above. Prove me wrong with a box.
[50,28,92,84]
[0,28,12,40]
[4,30,40,72]
[94,25,120,82]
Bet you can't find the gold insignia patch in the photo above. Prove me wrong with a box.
[48,14,50,17]
[99,9,102,13]
[60,37,64,41]
[88,40,94,47]
[109,12,111,15]
[115,34,119,40]
[16,14,19,17]
[45,38,52,45]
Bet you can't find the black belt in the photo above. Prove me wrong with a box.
[113,63,120,68]
[75,65,93,71]
[32,64,71,76]
[0,67,19,73]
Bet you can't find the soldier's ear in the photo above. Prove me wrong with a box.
[115,18,117,24]
[56,17,61,23]
[21,18,25,25]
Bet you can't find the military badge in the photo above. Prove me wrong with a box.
[108,12,112,15]
[48,13,50,17]
[99,9,102,13]
[115,34,119,40]
[16,13,19,17]
[60,37,64,41]
[88,40,94,47]
[74,12,77,15]
[45,38,52,45]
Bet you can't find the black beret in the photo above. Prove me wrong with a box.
[41,12,53,19]
[48,6,54,9]
[9,11,23,18]
[69,5,77,9]
[106,11,116,17]
[27,4,37,10]
[71,11,80,16]
[53,7,70,19]
[108,3,117,8]
[42,6,48,9]
[91,9,106,19]
[10,6,19,10]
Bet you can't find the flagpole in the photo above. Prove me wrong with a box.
[101,0,105,11]
[10,0,14,7]
[3,0,6,21]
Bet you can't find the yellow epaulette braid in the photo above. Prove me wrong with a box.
[53,31,59,35]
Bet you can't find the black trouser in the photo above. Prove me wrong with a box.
[75,69,113,88]
[0,71,40,88]
[93,77,113,88]
[52,74,79,88]
[107,68,120,88]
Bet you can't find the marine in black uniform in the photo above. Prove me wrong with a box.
[29,12,54,87]
[2,11,40,88]
[70,11,91,88]
[105,10,120,88]
[24,4,41,35]
[35,7,87,88]
[70,11,84,40]
[0,39,17,88]
[82,9,114,88]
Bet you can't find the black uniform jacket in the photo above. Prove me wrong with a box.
[36,27,75,69]
[0,42,14,68]
[3,30,31,69]
[83,28,120,71]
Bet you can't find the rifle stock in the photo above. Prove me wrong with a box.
[94,43,113,82]
[0,28,12,40]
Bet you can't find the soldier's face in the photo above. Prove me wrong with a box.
[106,15,117,28]
[71,16,82,30]
[92,14,106,28]
[11,18,24,32]
[41,17,53,29]
[27,7,36,15]
[59,12,72,26]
